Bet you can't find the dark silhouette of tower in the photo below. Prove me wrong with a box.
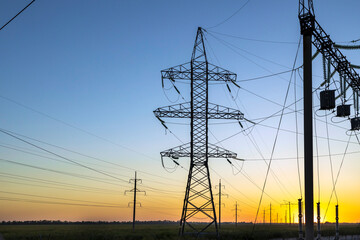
[154,27,244,236]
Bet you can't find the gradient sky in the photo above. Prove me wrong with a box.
[1,0,360,224]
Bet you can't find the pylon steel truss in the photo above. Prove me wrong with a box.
[299,0,360,93]
[154,27,244,237]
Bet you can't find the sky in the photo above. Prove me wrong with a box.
[0,0,360,224]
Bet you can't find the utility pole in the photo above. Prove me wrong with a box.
[263,209,266,224]
[269,203,272,225]
[281,201,297,225]
[125,171,145,231]
[289,202,292,225]
[214,179,228,230]
[154,27,244,237]
[285,210,287,224]
[233,202,240,227]
[277,212,279,224]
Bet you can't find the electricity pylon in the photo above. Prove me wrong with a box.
[125,171,145,231]
[154,27,244,237]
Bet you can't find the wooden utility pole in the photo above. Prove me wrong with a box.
[233,202,240,227]
[281,201,297,225]
[215,179,228,230]
[270,203,272,225]
[263,209,266,224]
[125,171,145,231]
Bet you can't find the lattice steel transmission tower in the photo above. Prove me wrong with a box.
[154,27,244,237]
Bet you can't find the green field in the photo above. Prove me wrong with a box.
[1,223,360,240]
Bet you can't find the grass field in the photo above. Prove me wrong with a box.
[1,223,360,240]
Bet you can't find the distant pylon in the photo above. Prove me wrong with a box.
[154,27,244,237]
[125,171,145,231]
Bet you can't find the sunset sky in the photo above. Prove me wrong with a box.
[1,0,360,224]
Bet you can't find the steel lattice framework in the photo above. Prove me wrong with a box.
[299,0,360,93]
[154,27,244,237]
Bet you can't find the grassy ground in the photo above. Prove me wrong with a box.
[1,223,360,240]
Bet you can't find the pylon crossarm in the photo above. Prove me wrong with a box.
[160,143,237,159]
[161,62,236,82]
[154,102,191,118]
[154,102,243,120]
[161,62,191,81]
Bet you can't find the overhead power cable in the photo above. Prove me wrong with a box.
[0,125,180,184]
[0,0,36,32]
[0,129,128,183]
[0,158,128,187]
[237,69,301,82]
[206,0,251,29]
[0,190,122,207]
[207,32,292,70]
[0,172,121,194]
[0,95,156,162]
[325,114,338,204]
[323,133,352,223]
[225,83,296,201]
[252,37,301,233]
[0,141,183,188]
[0,197,126,209]
[207,30,298,45]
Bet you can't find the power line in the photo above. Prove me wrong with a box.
[0,126,181,185]
[0,0,36,32]
[207,32,292,70]
[224,83,295,202]
[207,30,298,45]
[323,133,352,223]
[0,95,157,162]
[0,173,118,194]
[0,197,126,209]
[252,37,301,233]
[0,128,129,183]
[206,0,251,29]
[0,190,123,207]
[237,69,301,83]
[0,142,184,188]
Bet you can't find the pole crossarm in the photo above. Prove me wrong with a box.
[160,143,237,159]
[154,102,244,120]
[161,62,237,82]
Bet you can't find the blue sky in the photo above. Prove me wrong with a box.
[0,0,360,222]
